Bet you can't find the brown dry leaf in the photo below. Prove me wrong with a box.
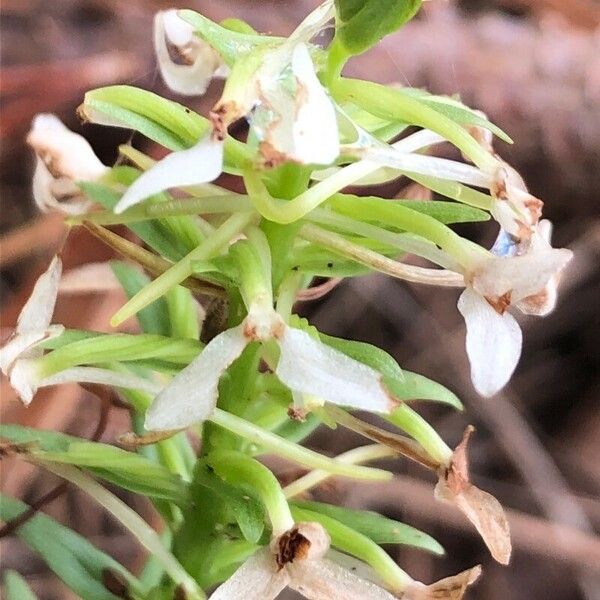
[404,565,482,600]
[435,427,511,565]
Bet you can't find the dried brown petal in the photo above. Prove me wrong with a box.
[436,428,511,564]
[404,565,482,600]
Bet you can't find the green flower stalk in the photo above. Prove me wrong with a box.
[1,0,575,598]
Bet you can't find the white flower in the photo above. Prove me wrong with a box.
[154,9,228,96]
[210,522,396,600]
[458,223,572,397]
[145,304,395,431]
[210,521,481,600]
[0,257,163,404]
[26,114,108,215]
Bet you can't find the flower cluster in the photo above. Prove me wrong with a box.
[1,2,572,599]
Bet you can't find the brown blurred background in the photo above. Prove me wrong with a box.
[1,1,599,598]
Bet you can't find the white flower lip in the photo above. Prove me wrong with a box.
[114,135,224,213]
[154,10,227,96]
[145,309,398,432]
[27,114,107,215]
[458,287,522,398]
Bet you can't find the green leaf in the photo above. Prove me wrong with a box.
[0,425,189,504]
[3,571,38,600]
[191,462,265,544]
[402,88,513,144]
[0,494,142,600]
[330,194,489,225]
[334,0,422,56]
[111,261,171,336]
[180,10,281,66]
[292,500,444,555]
[319,333,462,409]
[81,85,207,151]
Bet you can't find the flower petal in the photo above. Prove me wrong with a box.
[114,136,224,213]
[154,10,224,96]
[0,257,63,375]
[288,558,396,600]
[457,288,522,397]
[210,548,290,600]
[404,565,482,600]
[276,327,396,413]
[472,248,573,304]
[145,325,247,431]
[436,429,511,564]
[254,43,339,166]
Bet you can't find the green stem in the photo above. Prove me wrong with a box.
[208,450,294,536]
[386,405,453,466]
[209,409,392,482]
[283,444,394,499]
[111,212,256,326]
[291,506,412,592]
[276,271,303,321]
[39,462,204,599]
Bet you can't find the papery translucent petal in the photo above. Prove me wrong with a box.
[114,136,223,213]
[210,548,289,600]
[288,558,396,600]
[404,566,482,600]
[290,0,335,42]
[0,326,64,376]
[145,325,247,431]
[472,248,573,304]
[457,288,522,397]
[154,10,224,96]
[276,327,395,413]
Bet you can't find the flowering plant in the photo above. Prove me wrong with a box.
[1,1,572,599]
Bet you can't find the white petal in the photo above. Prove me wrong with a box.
[154,10,223,96]
[7,359,43,405]
[290,44,339,165]
[210,548,289,600]
[288,558,396,600]
[1,257,63,374]
[472,248,573,304]
[145,325,247,431]
[0,326,64,376]
[18,256,62,336]
[276,327,395,413]
[115,136,223,213]
[27,114,107,182]
[457,288,522,397]
[290,0,335,43]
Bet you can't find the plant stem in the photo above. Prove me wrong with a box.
[210,409,392,482]
[111,212,256,326]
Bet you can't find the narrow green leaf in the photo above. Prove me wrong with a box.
[292,500,444,555]
[166,285,200,340]
[3,571,38,600]
[0,425,189,504]
[110,261,171,336]
[0,494,141,600]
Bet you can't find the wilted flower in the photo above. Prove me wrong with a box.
[26,114,107,215]
[154,9,228,96]
[0,257,163,404]
[145,303,396,431]
[435,427,511,565]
